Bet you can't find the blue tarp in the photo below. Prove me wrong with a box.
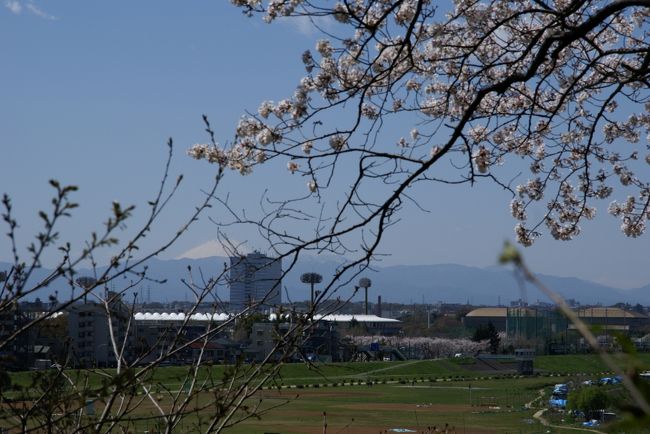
[549,398,567,408]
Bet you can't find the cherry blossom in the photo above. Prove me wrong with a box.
[349,335,490,358]
[202,0,650,246]
[287,161,299,174]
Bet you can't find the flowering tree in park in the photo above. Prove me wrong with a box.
[190,0,650,252]
[2,1,650,431]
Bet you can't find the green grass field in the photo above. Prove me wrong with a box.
[4,353,650,433]
[223,380,544,433]
[8,353,650,391]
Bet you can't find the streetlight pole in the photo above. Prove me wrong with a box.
[310,281,315,308]
[301,273,322,311]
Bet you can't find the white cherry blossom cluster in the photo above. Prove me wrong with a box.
[609,191,650,237]
[472,146,491,174]
[287,161,299,174]
[517,179,544,201]
[510,199,526,221]
[329,135,346,151]
[515,223,536,247]
[187,143,254,175]
[215,0,650,242]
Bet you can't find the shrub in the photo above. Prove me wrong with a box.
[568,387,611,419]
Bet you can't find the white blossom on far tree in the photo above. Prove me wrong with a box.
[349,335,489,358]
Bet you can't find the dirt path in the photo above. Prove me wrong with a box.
[533,408,605,433]
[258,360,424,384]
[395,385,492,390]
[352,359,423,378]
[525,389,544,409]
[526,388,605,433]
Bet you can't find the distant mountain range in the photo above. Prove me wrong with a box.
[2,256,649,306]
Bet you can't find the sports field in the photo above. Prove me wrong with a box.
[222,378,549,433]
[4,354,650,433]
[217,354,650,433]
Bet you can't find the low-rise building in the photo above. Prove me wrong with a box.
[132,312,233,364]
[463,307,507,331]
[314,314,402,336]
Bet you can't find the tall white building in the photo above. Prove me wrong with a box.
[229,252,282,312]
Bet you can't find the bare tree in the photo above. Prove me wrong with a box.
[0,135,325,432]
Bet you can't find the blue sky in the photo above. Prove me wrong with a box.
[2,1,649,289]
